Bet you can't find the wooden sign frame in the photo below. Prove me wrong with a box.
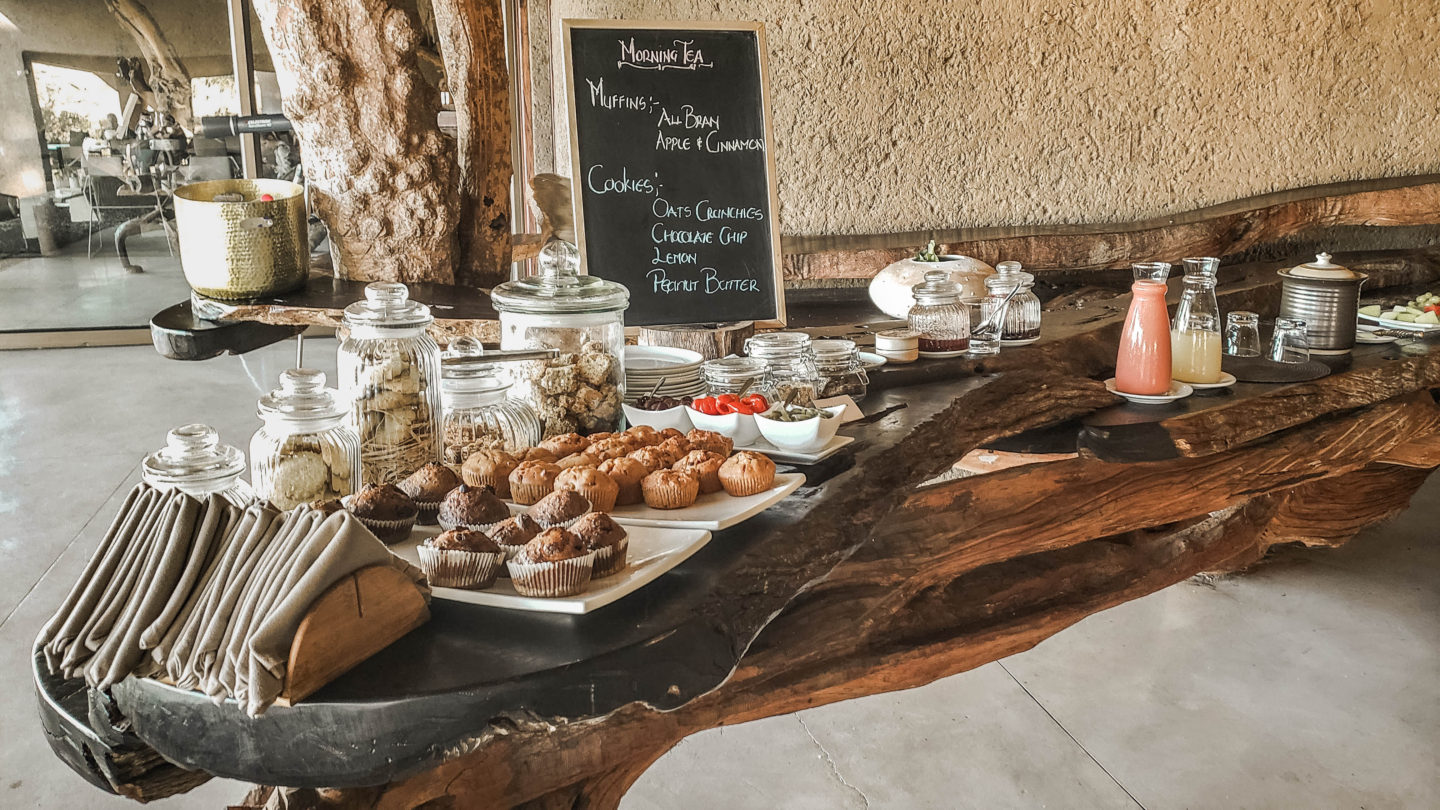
[562,19,787,328]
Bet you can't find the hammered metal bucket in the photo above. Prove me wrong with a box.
[174,179,307,300]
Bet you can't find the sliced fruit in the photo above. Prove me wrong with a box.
[1418,311,1440,325]
[1359,305,1383,317]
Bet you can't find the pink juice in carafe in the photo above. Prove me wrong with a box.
[1115,263,1173,396]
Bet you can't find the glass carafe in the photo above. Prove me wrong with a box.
[908,270,969,354]
[1115,262,1173,396]
[440,337,543,464]
[744,332,819,406]
[983,261,1042,343]
[142,424,255,506]
[1170,257,1222,384]
[337,282,443,486]
[250,368,360,509]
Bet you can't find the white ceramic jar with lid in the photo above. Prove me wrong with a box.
[338,281,443,485]
[490,240,630,436]
[142,424,254,505]
[250,368,360,510]
[1277,252,1368,355]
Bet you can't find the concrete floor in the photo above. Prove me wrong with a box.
[1,340,1436,809]
[0,229,189,331]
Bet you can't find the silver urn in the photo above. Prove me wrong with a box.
[1277,253,1367,355]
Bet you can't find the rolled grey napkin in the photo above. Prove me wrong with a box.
[142,497,235,651]
[157,505,256,682]
[39,483,145,651]
[43,486,157,671]
[187,503,283,690]
[245,511,426,715]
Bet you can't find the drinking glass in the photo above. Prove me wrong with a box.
[962,296,1000,355]
[1225,311,1262,357]
[1270,318,1310,364]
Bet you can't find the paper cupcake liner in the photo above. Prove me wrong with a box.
[510,481,554,505]
[590,536,630,579]
[412,498,443,525]
[642,478,698,509]
[437,515,508,534]
[566,485,617,513]
[418,547,504,589]
[720,470,772,497]
[678,467,722,494]
[495,542,527,578]
[355,514,416,545]
[507,552,596,598]
[460,470,512,498]
[530,513,585,530]
[613,483,644,506]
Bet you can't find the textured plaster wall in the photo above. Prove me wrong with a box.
[546,0,1440,236]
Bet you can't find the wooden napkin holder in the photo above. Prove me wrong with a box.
[273,564,429,706]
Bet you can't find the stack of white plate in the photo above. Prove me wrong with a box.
[624,346,707,403]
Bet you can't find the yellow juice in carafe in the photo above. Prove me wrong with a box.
[1171,329,1221,384]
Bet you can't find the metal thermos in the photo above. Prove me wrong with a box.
[1276,253,1367,355]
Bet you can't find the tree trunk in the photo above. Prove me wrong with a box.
[104,0,193,130]
[431,0,513,287]
[252,0,459,284]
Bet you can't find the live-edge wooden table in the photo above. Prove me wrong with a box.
[38,248,1440,808]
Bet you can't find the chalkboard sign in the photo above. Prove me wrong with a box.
[563,20,785,327]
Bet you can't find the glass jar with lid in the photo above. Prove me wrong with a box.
[440,337,543,464]
[908,270,969,355]
[983,260,1042,343]
[142,424,254,506]
[249,368,360,510]
[338,282,443,486]
[702,356,771,397]
[744,332,819,407]
[490,240,629,436]
[812,339,869,400]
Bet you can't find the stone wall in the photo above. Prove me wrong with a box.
[539,0,1440,236]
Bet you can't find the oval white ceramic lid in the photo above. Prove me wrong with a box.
[1283,252,1366,280]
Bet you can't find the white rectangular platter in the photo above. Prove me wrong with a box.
[507,472,805,530]
[736,434,855,464]
[1358,312,1440,332]
[392,524,711,614]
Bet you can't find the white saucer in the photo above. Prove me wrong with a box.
[1186,372,1237,390]
[1001,337,1040,346]
[918,349,967,359]
[857,351,887,370]
[1104,378,1194,404]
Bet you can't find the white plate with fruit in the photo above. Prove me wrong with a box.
[1359,293,1440,332]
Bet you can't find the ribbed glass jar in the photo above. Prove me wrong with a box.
[908,270,969,353]
[142,423,255,506]
[983,260,1042,343]
[250,368,360,510]
[337,282,443,486]
[440,337,543,464]
[745,332,819,407]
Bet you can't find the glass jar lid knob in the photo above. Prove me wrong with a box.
[912,269,960,303]
[342,281,433,328]
[442,336,508,394]
[258,368,345,419]
[142,424,247,487]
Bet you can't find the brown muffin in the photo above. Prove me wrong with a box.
[587,432,617,443]
[509,527,595,597]
[517,527,587,563]
[310,498,344,516]
[539,432,591,458]
[570,512,629,578]
[438,483,509,529]
[556,450,604,469]
[509,460,561,505]
[673,450,726,494]
[641,469,700,509]
[428,527,500,553]
[627,446,672,473]
[517,446,559,464]
[623,425,662,447]
[655,436,692,466]
[398,462,463,524]
[461,449,519,498]
[528,489,592,527]
[658,427,686,443]
[718,451,776,497]
[554,466,620,512]
[348,483,418,544]
[587,436,635,461]
[489,514,541,548]
[685,429,734,457]
[598,457,648,506]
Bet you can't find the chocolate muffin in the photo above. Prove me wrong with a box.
[509,460,562,505]
[570,512,629,578]
[685,429,734,457]
[310,498,345,516]
[437,483,510,530]
[508,527,596,597]
[527,489,592,527]
[428,527,500,553]
[461,449,519,498]
[554,466,620,512]
[420,528,504,589]
[539,432,591,458]
[598,457,648,506]
[489,513,541,550]
[348,483,418,544]
[398,462,463,524]
[673,449,726,494]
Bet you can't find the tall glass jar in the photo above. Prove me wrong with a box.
[490,240,629,437]
[250,368,360,510]
[702,356,771,397]
[908,270,969,355]
[440,337,543,464]
[812,339,869,400]
[984,260,1042,343]
[338,282,443,486]
[142,424,255,506]
[1171,257,1222,384]
[745,332,819,407]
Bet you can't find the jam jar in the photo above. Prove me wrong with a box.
[440,337,543,464]
[745,332,819,406]
[490,240,629,436]
[142,424,255,506]
[701,356,771,398]
[337,282,443,486]
[249,368,360,510]
[812,339,869,400]
[908,270,969,354]
[983,260,1042,343]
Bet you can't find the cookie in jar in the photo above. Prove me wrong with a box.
[250,368,360,509]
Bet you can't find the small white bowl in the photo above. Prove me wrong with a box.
[623,402,694,433]
[685,406,761,445]
[754,405,845,451]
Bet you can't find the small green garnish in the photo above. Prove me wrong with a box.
[915,239,941,262]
